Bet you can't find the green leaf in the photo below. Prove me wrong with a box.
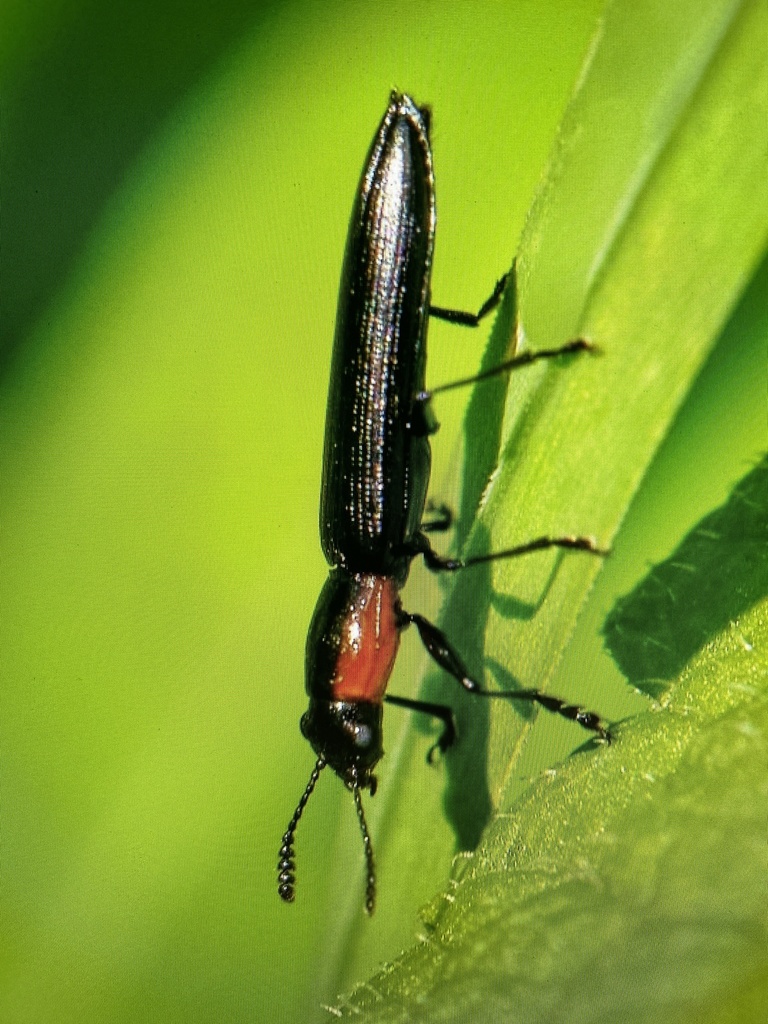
[0,4,614,1023]
[322,0,768,1012]
[333,598,768,1022]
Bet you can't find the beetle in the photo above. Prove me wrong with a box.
[278,92,610,915]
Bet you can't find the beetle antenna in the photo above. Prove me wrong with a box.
[278,757,325,903]
[352,781,376,915]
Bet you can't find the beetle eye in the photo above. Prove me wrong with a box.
[351,722,372,749]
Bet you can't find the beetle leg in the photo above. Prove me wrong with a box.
[408,530,608,572]
[429,271,509,326]
[422,337,597,400]
[420,501,453,534]
[402,610,612,742]
[384,693,457,761]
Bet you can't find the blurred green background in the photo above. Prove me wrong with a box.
[5,0,766,1020]
[1,2,615,1021]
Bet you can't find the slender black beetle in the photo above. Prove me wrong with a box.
[278,92,610,915]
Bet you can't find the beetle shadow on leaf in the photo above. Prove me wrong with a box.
[408,275,513,850]
[603,454,768,699]
[420,553,495,851]
[452,264,519,551]
[490,549,572,622]
[428,274,518,850]
[417,269,582,850]
[419,531,577,850]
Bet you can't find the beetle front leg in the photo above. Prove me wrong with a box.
[401,610,612,742]
[384,693,457,761]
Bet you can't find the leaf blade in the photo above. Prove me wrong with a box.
[326,0,768,1009]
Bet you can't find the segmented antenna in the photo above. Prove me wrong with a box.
[352,781,376,915]
[278,756,325,903]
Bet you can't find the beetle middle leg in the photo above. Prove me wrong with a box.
[420,337,597,401]
[406,530,609,572]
